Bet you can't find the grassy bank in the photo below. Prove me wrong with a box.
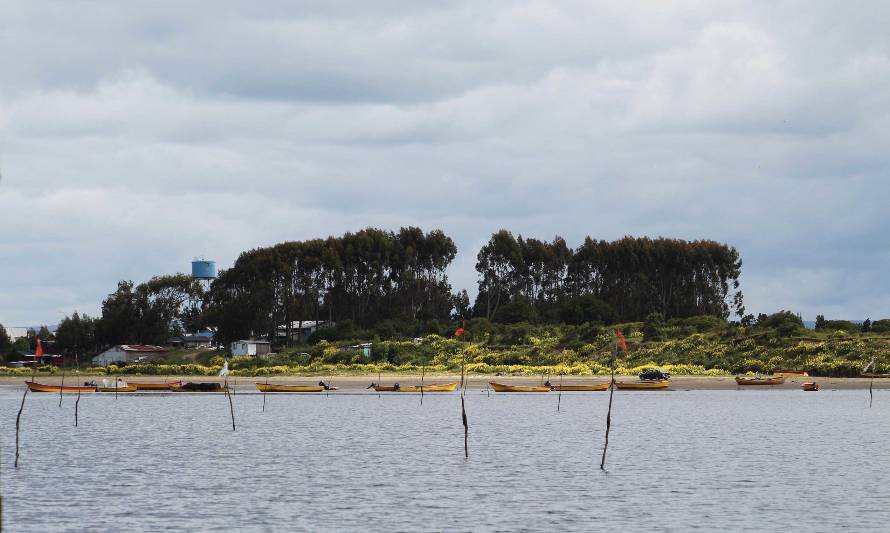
[7,314,890,377]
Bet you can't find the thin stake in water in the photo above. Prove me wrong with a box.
[262,377,268,412]
[601,330,626,471]
[75,390,81,427]
[225,377,236,431]
[59,369,65,407]
[557,373,563,412]
[420,363,425,406]
[15,390,28,468]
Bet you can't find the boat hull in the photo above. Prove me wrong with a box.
[256,384,324,393]
[735,376,785,385]
[489,382,550,393]
[172,382,228,392]
[615,380,671,390]
[550,384,610,391]
[133,381,182,391]
[801,382,820,391]
[372,382,458,392]
[96,385,138,392]
[25,381,96,393]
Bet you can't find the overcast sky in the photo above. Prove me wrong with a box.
[2,1,889,326]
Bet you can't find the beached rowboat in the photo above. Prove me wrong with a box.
[489,382,550,393]
[171,382,228,392]
[735,376,785,386]
[549,384,610,391]
[370,382,458,392]
[256,383,324,393]
[132,381,182,391]
[96,385,138,393]
[802,382,820,391]
[25,381,96,393]
[861,373,890,378]
[615,380,671,390]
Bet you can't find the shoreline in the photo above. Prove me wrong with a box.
[2,375,889,391]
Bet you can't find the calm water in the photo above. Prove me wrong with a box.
[2,387,889,532]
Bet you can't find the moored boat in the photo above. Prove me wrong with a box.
[25,381,96,393]
[549,383,610,391]
[615,380,671,390]
[132,381,182,391]
[489,382,550,393]
[801,381,820,391]
[256,383,324,393]
[735,376,785,386]
[173,382,228,392]
[368,382,458,392]
[96,384,138,393]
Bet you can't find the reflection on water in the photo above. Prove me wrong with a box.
[2,389,890,532]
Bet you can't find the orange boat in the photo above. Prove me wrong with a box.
[802,382,820,391]
[25,381,96,393]
[132,381,182,391]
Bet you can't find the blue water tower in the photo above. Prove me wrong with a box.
[192,260,217,280]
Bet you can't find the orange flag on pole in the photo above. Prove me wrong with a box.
[615,330,628,353]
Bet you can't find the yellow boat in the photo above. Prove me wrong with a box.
[489,382,551,393]
[549,384,610,391]
[255,383,324,393]
[133,381,182,391]
[25,381,96,393]
[369,382,458,392]
[615,380,671,390]
[735,376,785,386]
[96,385,138,393]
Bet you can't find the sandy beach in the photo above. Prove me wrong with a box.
[2,374,889,392]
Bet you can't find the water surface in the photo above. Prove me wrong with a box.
[2,388,888,532]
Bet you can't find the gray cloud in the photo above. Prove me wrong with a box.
[2,0,890,325]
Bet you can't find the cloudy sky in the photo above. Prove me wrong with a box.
[2,1,889,326]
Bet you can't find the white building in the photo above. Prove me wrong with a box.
[4,326,30,342]
[92,345,168,365]
[231,340,271,357]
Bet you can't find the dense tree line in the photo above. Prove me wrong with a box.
[205,227,458,346]
[474,231,744,323]
[71,274,205,349]
[55,228,749,352]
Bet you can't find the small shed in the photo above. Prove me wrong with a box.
[231,340,271,357]
[92,345,167,366]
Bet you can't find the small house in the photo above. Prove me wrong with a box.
[92,345,168,366]
[230,340,271,357]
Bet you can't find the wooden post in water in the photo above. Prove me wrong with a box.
[262,377,268,412]
[601,330,626,471]
[225,377,236,431]
[378,371,381,399]
[420,363,425,406]
[15,390,28,468]
[59,369,65,407]
[455,323,468,459]
[600,347,616,470]
[557,373,564,412]
[75,390,81,427]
